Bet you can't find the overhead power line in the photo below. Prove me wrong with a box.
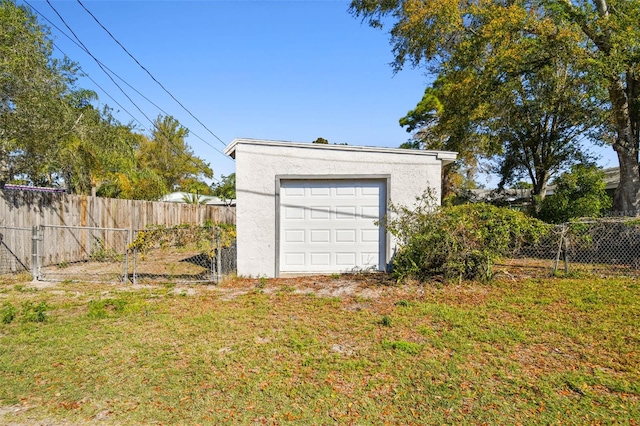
[45,0,155,126]
[24,0,231,170]
[23,0,228,187]
[77,0,228,149]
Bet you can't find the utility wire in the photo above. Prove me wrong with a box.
[77,0,228,148]
[55,45,145,130]
[24,0,145,129]
[25,0,232,161]
[45,0,155,126]
[24,0,227,187]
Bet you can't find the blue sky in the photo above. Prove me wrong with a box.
[21,0,436,184]
[21,0,619,187]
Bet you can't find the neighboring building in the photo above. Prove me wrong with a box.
[159,192,235,206]
[3,184,65,193]
[224,138,457,278]
[469,167,621,208]
[600,167,621,199]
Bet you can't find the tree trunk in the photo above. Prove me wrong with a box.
[441,163,456,200]
[613,144,640,214]
[609,75,640,215]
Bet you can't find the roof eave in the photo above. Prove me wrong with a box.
[224,138,457,163]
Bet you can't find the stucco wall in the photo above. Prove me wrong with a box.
[227,139,455,277]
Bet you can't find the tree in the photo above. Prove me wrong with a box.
[350,0,640,213]
[399,75,497,198]
[312,137,329,144]
[0,0,82,188]
[537,164,612,223]
[211,173,236,202]
[489,59,603,203]
[137,115,213,195]
[0,0,137,195]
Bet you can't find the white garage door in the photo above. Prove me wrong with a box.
[279,179,386,273]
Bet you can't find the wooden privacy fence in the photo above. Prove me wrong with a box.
[0,189,235,231]
[0,189,235,276]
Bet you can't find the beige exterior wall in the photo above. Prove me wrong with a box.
[225,138,456,277]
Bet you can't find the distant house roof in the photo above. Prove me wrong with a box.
[470,167,620,202]
[601,167,620,190]
[468,187,532,204]
[158,192,235,206]
[3,184,65,193]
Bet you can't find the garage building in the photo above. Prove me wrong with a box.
[223,138,456,278]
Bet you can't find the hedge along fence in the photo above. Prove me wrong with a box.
[385,198,640,281]
[128,223,237,284]
[386,202,550,282]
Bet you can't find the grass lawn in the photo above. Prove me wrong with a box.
[0,273,638,424]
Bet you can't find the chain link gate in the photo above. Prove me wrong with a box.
[35,225,130,283]
[0,226,33,276]
[129,225,236,284]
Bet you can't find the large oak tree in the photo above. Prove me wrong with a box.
[351,0,640,213]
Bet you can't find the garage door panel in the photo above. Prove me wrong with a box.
[335,229,356,243]
[310,252,331,266]
[310,206,331,220]
[361,205,379,219]
[284,229,305,243]
[336,206,357,220]
[280,179,385,273]
[284,186,305,197]
[285,252,305,266]
[284,206,305,220]
[310,187,331,196]
[310,229,330,243]
[335,252,356,265]
[361,253,378,265]
[361,229,379,243]
[336,186,356,196]
[361,186,380,196]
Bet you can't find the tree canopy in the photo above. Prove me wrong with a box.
[211,173,236,202]
[351,0,640,213]
[537,164,612,223]
[0,0,214,200]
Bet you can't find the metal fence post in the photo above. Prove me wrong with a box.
[553,224,564,274]
[31,225,41,280]
[123,231,129,284]
[216,227,222,284]
[132,247,137,285]
[563,228,570,274]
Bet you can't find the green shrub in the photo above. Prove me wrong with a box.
[89,238,123,262]
[1,302,17,324]
[379,315,393,327]
[382,340,422,355]
[21,301,49,323]
[88,298,127,319]
[537,164,612,223]
[386,198,550,282]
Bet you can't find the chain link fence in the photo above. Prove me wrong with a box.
[0,226,32,276]
[0,224,236,284]
[36,226,131,283]
[129,224,236,284]
[2,219,638,282]
[508,218,640,277]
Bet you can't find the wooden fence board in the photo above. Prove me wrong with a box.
[0,190,235,272]
[0,190,235,231]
